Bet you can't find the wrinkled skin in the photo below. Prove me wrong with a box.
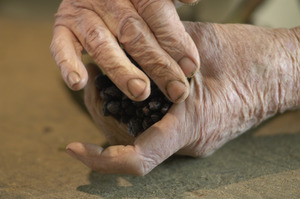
[66,22,300,176]
[50,0,200,103]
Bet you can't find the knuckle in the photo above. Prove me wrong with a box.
[118,15,146,47]
[143,55,173,80]
[133,0,187,60]
[50,39,71,70]
[55,1,77,22]
[84,26,110,58]
[133,0,163,14]
[50,44,66,69]
[161,37,185,60]
[50,33,64,57]
[155,29,188,61]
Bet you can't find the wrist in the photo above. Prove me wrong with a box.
[275,27,300,112]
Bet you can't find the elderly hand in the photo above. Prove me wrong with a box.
[66,23,300,175]
[50,0,200,103]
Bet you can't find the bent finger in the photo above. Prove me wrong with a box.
[91,1,190,103]
[132,0,200,77]
[76,12,151,101]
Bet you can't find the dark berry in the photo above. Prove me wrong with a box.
[128,118,143,137]
[125,105,136,117]
[161,103,170,114]
[93,52,174,137]
[142,106,151,116]
[106,101,120,115]
[104,86,122,98]
[142,117,154,130]
[148,100,161,111]
[151,113,161,123]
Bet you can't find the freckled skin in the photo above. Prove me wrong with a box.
[67,22,300,176]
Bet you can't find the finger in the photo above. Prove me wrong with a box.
[50,26,88,90]
[66,143,143,175]
[132,0,200,77]
[66,103,187,175]
[92,1,190,103]
[55,3,151,101]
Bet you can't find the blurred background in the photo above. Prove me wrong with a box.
[0,0,299,198]
[0,0,299,26]
[178,0,300,28]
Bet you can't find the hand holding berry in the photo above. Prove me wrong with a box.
[50,0,200,103]
[66,22,300,175]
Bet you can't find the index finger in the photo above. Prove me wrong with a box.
[92,0,191,103]
[132,0,200,77]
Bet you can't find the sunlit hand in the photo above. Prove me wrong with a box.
[50,0,200,103]
[66,23,300,175]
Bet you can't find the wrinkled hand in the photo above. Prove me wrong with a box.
[50,0,200,103]
[66,23,300,175]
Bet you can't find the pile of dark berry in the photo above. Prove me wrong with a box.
[94,57,173,137]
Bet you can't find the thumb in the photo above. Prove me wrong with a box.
[65,102,188,176]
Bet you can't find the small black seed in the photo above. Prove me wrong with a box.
[122,99,131,109]
[132,100,147,107]
[136,108,144,118]
[149,100,161,111]
[151,113,161,123]
[122,94,128,101]
[161,103,170,114]
[142,106,151,116]
[107,101,120,115]
[120,112,131,124]
[102,101,110,116]
[128,118,143,137]
[95,74,112,91]
[125,105,136,117]
[163,96,170,102]
[151,87,161,97]
[142,117,154,130]
[99,90,110,101]
[104,86,122,98]
[94,52,174,137]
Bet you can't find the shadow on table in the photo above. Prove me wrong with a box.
[76,129,300,199]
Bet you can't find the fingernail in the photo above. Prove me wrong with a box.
[66,148,78,160]
[67,71,81,88]
[127,78,147,98]
[178,57,197,77]
[166,80,186,103]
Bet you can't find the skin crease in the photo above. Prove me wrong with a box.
[66,22,300,176]
[50,0,200,103]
